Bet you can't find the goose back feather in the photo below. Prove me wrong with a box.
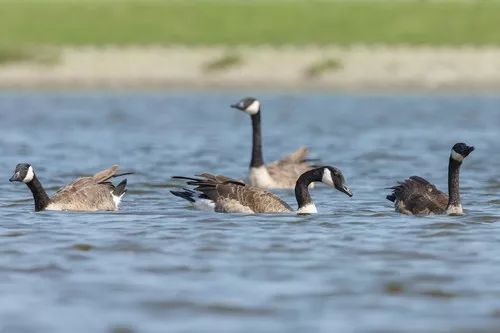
[386,176,448,215]
[173,173,293,213]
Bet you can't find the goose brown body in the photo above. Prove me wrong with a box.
[174,173,293,213]
[48,166,125,211]
[387,176,449,215]
[264,147,316,189]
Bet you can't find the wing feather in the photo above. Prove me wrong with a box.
[50,166,122,209]
[265,147,315,188]
[176,173,292,213]
[387,176,448,215]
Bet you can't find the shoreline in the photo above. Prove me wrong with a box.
[1,46,500,90]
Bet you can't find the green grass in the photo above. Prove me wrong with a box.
[1,0,500,46]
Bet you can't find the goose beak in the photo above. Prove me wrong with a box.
[9,172,21,182]
[336,183,353,197]
[230,103,242,110]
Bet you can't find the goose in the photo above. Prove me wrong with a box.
[386,143,474,216]
[9,164,131,212]
[170,166,352,214]
[231,97,316,189]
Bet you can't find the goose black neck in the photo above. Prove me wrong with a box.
[26,175,50,211]
[250,112,264,168]
[294,168,322,209]
[447,158,462,208]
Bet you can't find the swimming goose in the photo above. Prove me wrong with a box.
[9,164,130,212]
[171,166,352,214]
[231,97,316,189]
[386,143,474,215]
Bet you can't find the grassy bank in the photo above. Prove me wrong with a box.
[1,0,500,46]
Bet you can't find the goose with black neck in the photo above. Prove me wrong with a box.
[386,143,474,215]
[171,166,353,214]
[9,163,130,212]
[231,97,317,190]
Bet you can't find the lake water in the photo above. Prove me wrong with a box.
[1,91,500,333]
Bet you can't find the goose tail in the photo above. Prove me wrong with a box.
[113,179,128,197]
[170,188,215,211]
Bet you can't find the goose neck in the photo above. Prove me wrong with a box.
[250,112,264,168]
[446,157,463,214]
[26,174,50,211]
[295,169,321,213]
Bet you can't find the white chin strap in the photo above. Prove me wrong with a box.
[450,149,464,162]
[245,100,260,115]
[23,166,35,183]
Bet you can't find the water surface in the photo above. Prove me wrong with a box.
[1,91,500,333]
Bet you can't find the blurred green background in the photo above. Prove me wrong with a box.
[1,0,499,47]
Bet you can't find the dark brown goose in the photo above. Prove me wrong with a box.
[171,166,352,214]
[231,97,316,189]
[9,164,131,212]
[386,143,474,215]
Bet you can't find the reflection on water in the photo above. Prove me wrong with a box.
[1,91,500,332]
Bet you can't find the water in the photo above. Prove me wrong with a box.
[1,91,500,333]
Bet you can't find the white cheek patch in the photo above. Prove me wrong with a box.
[450,149,464,162]
[23,166,34,183]
[322,168,335,186]
[245,100,260,115]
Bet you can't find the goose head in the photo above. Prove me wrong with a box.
[10,163,35,183]
[230,97,260,115]
[320,166,353,197]
[450,143,474,162]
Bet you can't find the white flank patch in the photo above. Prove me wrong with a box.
[249,166,276,188]
[297,203,318,214]
[446,204,464,216]
[23,166,34,183]
[322,168,334,187]
[450,149,464,162]
[245,100,260,115]
[193,197,216,211]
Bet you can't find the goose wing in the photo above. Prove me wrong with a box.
[387,176,448,215]
[178,173,293,213]
[266,147,315,187]
[50,165,122,209]
[50,183,118,211]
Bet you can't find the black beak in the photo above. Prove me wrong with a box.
[230,103,241,110]
[336,183,353,197]
[9,172,21,182]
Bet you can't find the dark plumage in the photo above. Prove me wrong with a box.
[386,143,474,215]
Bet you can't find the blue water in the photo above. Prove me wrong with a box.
[1,91,500,333]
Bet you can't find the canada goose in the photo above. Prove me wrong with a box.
[231,97,316,189]
[171,166,352,214]
[9,164,131,212]
[386,143,474,215]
